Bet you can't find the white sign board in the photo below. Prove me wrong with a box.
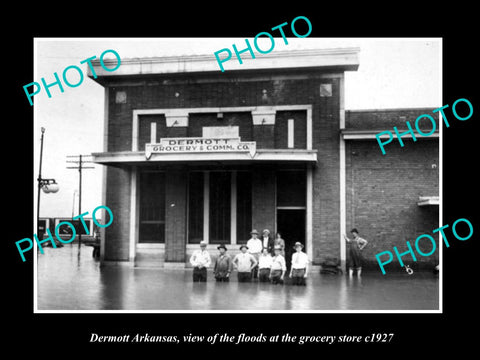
[145,137,256,160]
[202,126,239,138]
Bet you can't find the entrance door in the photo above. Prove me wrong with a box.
[276,170,307,270]
[276,209,306,270]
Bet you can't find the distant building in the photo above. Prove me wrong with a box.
[89,48,438,271]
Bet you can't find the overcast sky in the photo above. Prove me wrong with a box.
[34,38,441,218]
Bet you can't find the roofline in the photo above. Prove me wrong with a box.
[346,107,438,113]
[87,47,360,83]
[340,129,439,140]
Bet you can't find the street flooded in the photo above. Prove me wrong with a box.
[37,244,439,311]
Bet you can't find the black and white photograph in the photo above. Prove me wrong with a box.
[7,9,478,354]
[31,37,442,312]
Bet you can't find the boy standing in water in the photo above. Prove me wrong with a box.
[246,229,263,279]
[270,245,286,284]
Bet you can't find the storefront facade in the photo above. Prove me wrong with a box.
[90,48,439,271]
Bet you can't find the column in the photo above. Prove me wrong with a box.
[203,171,210,243]
[165,169,187,262]
[252,168,276,233]
[230,171,237,245]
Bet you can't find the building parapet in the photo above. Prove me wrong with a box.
[87,47,360,84]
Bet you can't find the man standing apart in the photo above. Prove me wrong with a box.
[343,228,368,278]
[246,229,263,279]
[189,240,211,282]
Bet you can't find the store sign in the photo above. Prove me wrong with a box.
[202,126,239,138]
[145,137,256,160]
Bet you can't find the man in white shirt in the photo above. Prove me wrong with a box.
[270,245,286,284]
[233,245,258,282]
[290,242,309,286]
[189,241,211,282]
[258,248,273,282]
[246,229,262,279]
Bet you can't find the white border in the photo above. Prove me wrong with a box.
[33,38,442,314]
[438,39,443,313]
[37,309,439,314]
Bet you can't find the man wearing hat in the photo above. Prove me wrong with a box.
[270,245,287,284]
[289,242,309,285]
[233,244,258,282]
[258,248,273,282]
[213,245,232,282]
[343,228,368,278]
[246,229,263,279]
[189,241,211,282]
[261,229,274,255]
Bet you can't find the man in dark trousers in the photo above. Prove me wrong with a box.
[213,245,232,282]
[261,229,274,254]
[189,241,211,282]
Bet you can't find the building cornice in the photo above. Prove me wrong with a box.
[87,47,360,83]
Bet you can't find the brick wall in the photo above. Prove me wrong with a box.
[275,110,307,149]
[107,76,321,153]
[345,139,439,271]
[104,166,131,261]
[252,167,276,235]
[311,78,341,265]
[164,169,187,262]
[188,112,253,140]
[345,108,437,130]
[138,114,166,150]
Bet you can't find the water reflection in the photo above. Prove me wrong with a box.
[37,244,439,311]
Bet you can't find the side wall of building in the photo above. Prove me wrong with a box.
[345,139,439,271]
[311,78,341,264]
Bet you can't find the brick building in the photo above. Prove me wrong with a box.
[90,48,439,272]
[343,109,439,270]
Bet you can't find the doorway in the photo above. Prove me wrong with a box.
[276,209,306,270]
[276,169,307,270]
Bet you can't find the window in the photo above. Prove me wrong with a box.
[236,171,252,244]
[209,171,231,244]
[139,171,165,243]
[187,170,252,245]
[188,172,204,244]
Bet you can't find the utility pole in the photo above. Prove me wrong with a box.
[37,128,45,239]
[67,155,94,250]
[37,127,59,241]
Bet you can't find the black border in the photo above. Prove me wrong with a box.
[7,6,479,355]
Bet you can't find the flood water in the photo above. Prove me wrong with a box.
[37,244,439,311]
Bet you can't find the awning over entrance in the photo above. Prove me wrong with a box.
[92,149,317,166]
[417,196,439,206]
[341,129,439,140]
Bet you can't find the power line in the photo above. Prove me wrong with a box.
[66,154,95,251]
